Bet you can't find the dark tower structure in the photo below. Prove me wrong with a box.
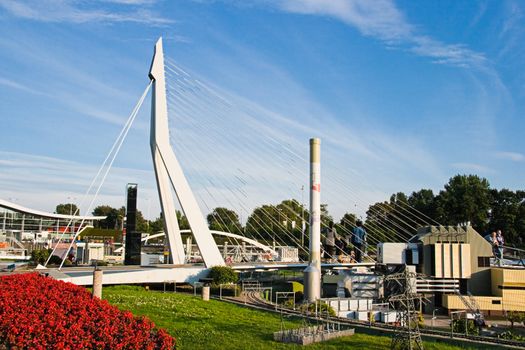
[124,183,141,265]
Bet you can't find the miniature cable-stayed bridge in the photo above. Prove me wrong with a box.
[36,38,524,302]
[40,38,383,287]
[44,37,481,292]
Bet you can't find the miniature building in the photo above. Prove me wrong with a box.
[410,225,525,314]
[411,225,493,295]
[443,268,525,315]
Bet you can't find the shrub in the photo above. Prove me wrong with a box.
[498,330,525,341]
[506,311,525,328]
[296,301,336,317]
[91,260,108,267]
[30,249,50,265]
[451,319,479,335]
[0,273,175,349]
[208,266,238,286]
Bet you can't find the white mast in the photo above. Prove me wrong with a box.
[149,37,224,267]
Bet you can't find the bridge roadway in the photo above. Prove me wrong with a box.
[44,261,376,286]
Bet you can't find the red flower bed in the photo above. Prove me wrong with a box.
[0,273,175,349]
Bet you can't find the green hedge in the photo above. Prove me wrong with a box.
[208,266,238,286]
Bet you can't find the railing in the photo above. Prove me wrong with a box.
[501,245,525,267]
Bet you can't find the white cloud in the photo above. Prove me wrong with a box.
[103,0,158,4]
[279,0,411,42]
[274,0,487,69]
[451,162,493,174]
[494,151,525,162]
[0,151,160,218]
[0,76,48,96]
[0,0,172,25]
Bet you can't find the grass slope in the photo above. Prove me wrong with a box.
[103,286,484,350]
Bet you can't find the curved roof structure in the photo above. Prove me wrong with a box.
[0,198,106,221]
[143,229,277,255]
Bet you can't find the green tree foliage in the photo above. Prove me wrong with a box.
[55,203,79,215]
[320,203,332,225]
[365,195,414,244]
[92,205,121,229]
[207,207,242,234]
[438,174,491,231]
[408,189,438,225]
[245,199,309,247]
[176,210,190,230]
[487,189,525,244]
[135,210,148,233]
[30,249,50,265]
[363,174,523,247]
[149,215,164,234]
[92,205,148,232]
[208,266,238,286]
[451,319,479,335]
[338,212,357,238]
[506,311,525,328]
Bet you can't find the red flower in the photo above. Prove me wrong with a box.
[0,273,175,349]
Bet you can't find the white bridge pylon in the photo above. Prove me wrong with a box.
[149,37,224,267]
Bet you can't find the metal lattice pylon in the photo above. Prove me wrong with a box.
[385,266,424,350]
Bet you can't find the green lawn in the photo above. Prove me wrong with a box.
[103,286,491,350]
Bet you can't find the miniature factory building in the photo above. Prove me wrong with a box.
[410,225,493,295]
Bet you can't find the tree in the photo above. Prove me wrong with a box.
[408,189,437,225]
[438,175,491,232]
[365,192,417,244]
[207,207,242,234]
[149,215,164,234]
[338,212,357,239]
[55,203,79,216]
[245,199,310,247]
[320,203,333,226]
[366,201,401,243]
[487,189,521,243]
[135,210,149,233]
[92,205,120,229]
[175,210,190,230]
[515,198,525,247]
[277,199,307,247]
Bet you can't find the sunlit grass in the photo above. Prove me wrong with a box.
[103,286,490,350]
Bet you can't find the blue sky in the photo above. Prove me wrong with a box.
[0,0,524,221]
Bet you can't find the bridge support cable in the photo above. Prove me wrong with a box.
[164,70,269,252]
[160,109,282,252]
[165,69,313,256]
[166,71,391,261]
[166,58,442,260]
[167,116,309,258]
[46,82,152,268]
[166,61,398,262]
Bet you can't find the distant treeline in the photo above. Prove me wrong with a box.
[56,174,524,247]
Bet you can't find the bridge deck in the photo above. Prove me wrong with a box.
[42,261,376,286]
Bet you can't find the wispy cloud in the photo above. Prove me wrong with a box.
[451,162,494,174]
[0,76,48,96]
[494,151,525,162]
[497,1,525,59]
[103,0,158,4]
[0,0,172,26]
[0,151,160,217]
[273,0,487,69]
